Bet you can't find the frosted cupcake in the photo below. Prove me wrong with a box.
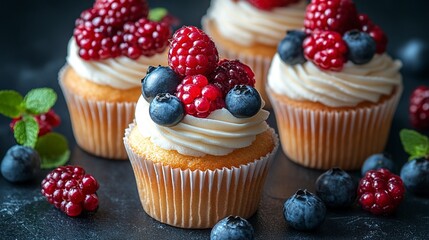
[267,0,402,170]
[124,26,278,228]
[59,0,171,159]
[202,0,306,107]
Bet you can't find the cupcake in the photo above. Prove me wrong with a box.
[267,0,402,170]
[202,0,306,107]
[59,0,172,159]
[124,26,279,228]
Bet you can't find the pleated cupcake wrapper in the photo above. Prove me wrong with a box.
[267,86,402,170]
[59,65,135,159]
[202,18,273,108]
[124,122,279,229]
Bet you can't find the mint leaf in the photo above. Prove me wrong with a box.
[0,90,24,118]
[35,132,70,169]
[399,129,429,160]
[149,8,168,22]
[14,116,39,148]
[24,88,57,114]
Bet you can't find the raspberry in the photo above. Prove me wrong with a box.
[168,26,219,77]
[303,31,348,71]
[209,59,255,97]
[122,19,171,59]
[41,166,99,217]
[358,14,388,54]
[93,0,149,28]
[247,0,300,10]
[304,0,360,35]
[357,168,405,215]
[176,75,224,118]
[409,86,429,130]
[10,109,61,137]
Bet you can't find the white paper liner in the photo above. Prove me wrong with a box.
[202,18,273,108]
[268,86,402,170]
[59,65,136,159]
[123,122,279,228]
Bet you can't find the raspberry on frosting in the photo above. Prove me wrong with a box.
[247,0,300,10]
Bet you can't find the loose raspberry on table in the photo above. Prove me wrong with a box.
[247,0,300,10]
[304,0,360,35]
[303,30,348,71]
[209,59,255,97]
[41,166,99,217]
[357,168,405,215]
[10,109,61,137]
[93,0,149,28]
[409,86,429,130]
[168,26,219,77]
[122,19,171,59]
[358,14,388,54]
[176,75,224,118]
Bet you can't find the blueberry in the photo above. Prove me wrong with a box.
[400,158,429,197]
[315,168,356,208]
[1,145,41,183]
[149,93,184,126]
[225,85,261,118]
[277,30,307,65]
[142,66,181,102]
[283,189,326,231]
[361,153,395,176]
[396,38,429,77]
[210,216,254,240]
[343,30,376,65]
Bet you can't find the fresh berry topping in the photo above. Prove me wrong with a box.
[357,168,405,215]
[247,0,299,10]
[343,30,376,65]
[210,216,255,240]
[168,26,219,77]
[176,75,224,118]
[283,189,326,231]
[225,85,261,118]
[358,14,387,54]
[142,66,181,102]
[277,30,307,65]
[304,0,360,35]
[1,145,41,183]
[149,93,184,126]
[10,109,61,137]
[93,0,149,28]
[315,168,356,208]
[122,19,171,59]
[409,86,429,130]
[400,158,429,197]
[209,59,255,97]
[303,31,348,71]
[41,166,99,217]
[361,153,396,176]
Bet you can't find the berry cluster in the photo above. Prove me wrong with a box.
[142,26,261,126]
[10,109,61,137]
[247,0,300,10]
[41,166,99,217]
[278,0,387,71]
[74,0,171,60]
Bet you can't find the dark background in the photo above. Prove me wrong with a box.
[1,0,429,239]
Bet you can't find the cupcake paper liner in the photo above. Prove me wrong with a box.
[59,65,136,159]
[268,86,402,170]
[124,122,279,228]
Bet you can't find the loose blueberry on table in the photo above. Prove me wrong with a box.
[361,153,396,176]
[210,216,254,240]
[1,145,41,183]
[283,189,326,231]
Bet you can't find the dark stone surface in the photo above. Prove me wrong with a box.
[1,0,429,239]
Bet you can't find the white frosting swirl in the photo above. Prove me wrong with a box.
[267,54,402,107]
[135,95,270,157]
[206,0,306,46]
[66,38,167,89]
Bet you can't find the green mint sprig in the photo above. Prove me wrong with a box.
[148,8,168,22]
[0,88,69,169]
[399,129,429,160]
